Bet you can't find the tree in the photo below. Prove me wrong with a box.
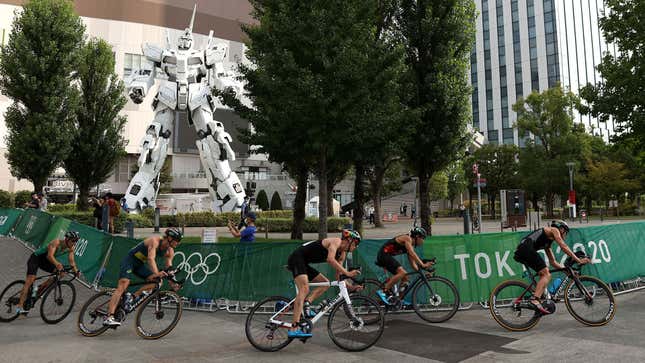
[397,0,477,233]
[256,190,269,211]
[64,38,127,211]
[270,191,283,210]
[367,159,404,228]
[446,160,468,211]
[0,0,85,191]
[469,144,520,218]
[513,85,590,216]
[585,157,639,213]
[579,0,645,154]
[428,172,448,202]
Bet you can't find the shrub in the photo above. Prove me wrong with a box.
[270,191,283,210]
[0,190,12,208]
[50,210,126,233]
[255,217,350,233]
[14,190,33,208]
[256,190,269,210]
[47,204,77,213]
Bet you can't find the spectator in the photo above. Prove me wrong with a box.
[403,203,408,216]
[411,204,417,219]
[237,196,251,229]
[105,193,120,234]
[459,204,466,217]
[92,197,104,230]
[369,206,375,225]
[37,192,48,211]
[24,192,40,209]
[228,211,257,243]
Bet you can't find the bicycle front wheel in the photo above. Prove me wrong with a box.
[77,291,111,337]
[412,276,460,323]
[0,280,24,322]
[245,296,293,352]
[564,275,616,326]
[327,295,384,352]
[489,280,541,331]
[135,290,183,339]
[40,280,76,324]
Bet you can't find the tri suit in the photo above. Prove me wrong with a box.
[375,236,408,275]
[287,240,341,280]
[119,241,168,280]
[513,228,553,272]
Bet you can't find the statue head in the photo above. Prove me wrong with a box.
[178,4,196,50]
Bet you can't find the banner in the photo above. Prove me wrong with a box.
[55,221,114,283]
[0,208,23,236]
[11,209,53,248]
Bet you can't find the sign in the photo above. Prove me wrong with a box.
[568,190,576,204]
[202,228,217,243]
[473,178,487,188]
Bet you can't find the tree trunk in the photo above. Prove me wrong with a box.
[369,165,387,228]
[490,193,496,219]
[32,177,46,196]
[419,172,432,236]
[318,148,328,239]
[352,164,365,234]
[291,166,308,240]
[76,185,90,211]
[546,192,554,217]
[327,182,334,217]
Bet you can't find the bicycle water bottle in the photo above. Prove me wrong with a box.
[31,283,39,298]
[318,299,330,312]
[123,292,134,312]
[548,277,563,295]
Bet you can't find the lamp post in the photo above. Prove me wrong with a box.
[566,162,576,220]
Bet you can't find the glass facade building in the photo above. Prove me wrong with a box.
[470,0,617,145]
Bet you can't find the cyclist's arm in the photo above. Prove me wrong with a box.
[335,250,347,280]
[326,241,350,276]
[47,240,63,270]
[402,236,424,269]
[147,240,160,275]
[164,248,174,269]
[545,248,563,269]
[548,227,582,264]
[67,245,78,273]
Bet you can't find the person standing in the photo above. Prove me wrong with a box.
[369,206,375,225]
[92,197,104,230]
[403,203,408,217]
[105,193,120,234]
[410,204,417,219]
[238,196,251,229]
[24,193,40,209]
[37,192,48,211]
[229,212,257,243]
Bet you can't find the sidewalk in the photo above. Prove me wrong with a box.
[123,216,644,240]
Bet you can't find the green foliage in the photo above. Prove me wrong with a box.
[47,204,77,212]
[428,172,448,201]
[256,190,269,211]
[65,38,127,211]
[14,190,33,208]
[0,191,12,208]
[50,210,126,233]
[255,217,350,233]
[270,191,283,210]
[0,0,85,190]
[579,0,645,153]
[397,0,477,232]
[583,158,639,205]
[446,161,468,209]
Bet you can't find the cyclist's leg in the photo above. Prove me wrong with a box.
[292,274,309,329]
[380,254,404,292]
[106,258,135,319]
[17,254,48,311]
[306,270,329,303]
[132,264,155,297]
[515,245,551,313]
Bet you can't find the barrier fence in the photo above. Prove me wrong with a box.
[1,208,644,309]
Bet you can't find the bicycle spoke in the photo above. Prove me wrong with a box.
[565,276,616,326]
[327,296,384,352]
[135,291,182,339]
[0,281,24,322]
[412,277,459,323]
[489,280,540,331]
[41,281,75,324]
[78,291,112,336]
[245,296,293,352]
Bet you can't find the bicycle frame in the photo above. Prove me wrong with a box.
[518,265,591,303]
[269,279,353,328]
[31,269,77,301]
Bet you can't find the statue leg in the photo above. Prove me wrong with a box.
[124,103,174,212]
[191,106,245,212]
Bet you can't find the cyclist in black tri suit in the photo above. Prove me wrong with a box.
[375,227,433,303]
[16,231,81,315]
[103,227,182,327]
[285,229,361,338]
[513,220,589,314]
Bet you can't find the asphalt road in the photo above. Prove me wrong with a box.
[1,237,644,363]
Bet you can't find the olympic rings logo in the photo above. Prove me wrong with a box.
[173,251,221,285]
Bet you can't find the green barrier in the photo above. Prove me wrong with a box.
[54,222,114,284]
[11,209,53,248]
[101,235,140,288]
[0,208,23,235]
[41,216,71,248]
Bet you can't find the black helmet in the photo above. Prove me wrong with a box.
[410,227,427,239]
[551,220,570,233]
[341,229,361,245]
[65,231,80,242]
[165,227,183,242]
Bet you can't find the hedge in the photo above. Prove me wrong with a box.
[0,190,12,208]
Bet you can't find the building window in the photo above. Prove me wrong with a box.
[511,0,523,100]
[503,128,514,144]
[527,0,539,91]
[488,130,499,144]
[124,53,153,77]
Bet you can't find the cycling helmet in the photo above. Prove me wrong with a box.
[410,227,427,239]
[64,231,80,241]
[165,227,183,242]
[341,229,361,245]
[551,220,570,233]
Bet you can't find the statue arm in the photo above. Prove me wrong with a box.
[126,43,162,104]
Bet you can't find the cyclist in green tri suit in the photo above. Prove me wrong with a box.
[103,227,182,327]
[16,231,81,315]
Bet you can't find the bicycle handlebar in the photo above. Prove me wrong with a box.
[339,267,364,284]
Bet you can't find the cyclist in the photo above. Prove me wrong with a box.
[513,220,590,314]
[16,231,80,314]
[103,227,182,327]
[285,229,361,338]
[375,227,433,304]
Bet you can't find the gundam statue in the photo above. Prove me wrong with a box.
[124,5,247,212]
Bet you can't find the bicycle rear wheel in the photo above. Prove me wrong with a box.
[489,280,541,331]
[0,280,24,322]
[77,291,111,337]
[135,290,182,339]
[327,295,384,352]
[245,296,293,352]
[412,276,460,323]
[564,275,616,326]
[40,280,76,324]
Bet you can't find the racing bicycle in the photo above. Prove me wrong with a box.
[77,267,184,339]
[489,253,616,331]
[0,266,77,324]
[245,268,385,352]
[360,258,460,323]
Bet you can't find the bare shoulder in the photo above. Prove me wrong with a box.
[322,237,341,249]
[396,234,412,244]
[144,236,161,248]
